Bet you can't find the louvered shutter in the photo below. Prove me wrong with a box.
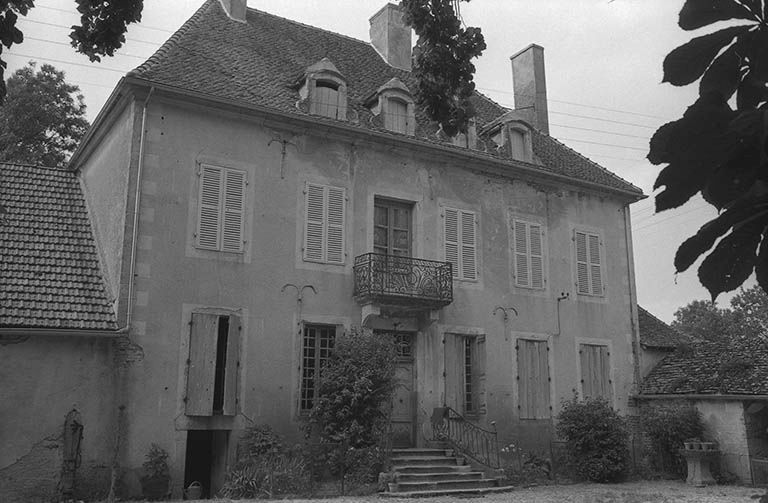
[575,231,590,294]
[304,183,325,262]
[444,208,459,278]
[197,165,223,250]
[186,313,218,415]
[326,187,345,264]
[221,170,246,253]
[530,224,544,288]
[460,210,477,280]
[514,220,529,287]
[222,315,241,416]
[588,234,603,295]
[473,335,487,415]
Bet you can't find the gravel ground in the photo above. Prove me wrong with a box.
[188,481,765,503]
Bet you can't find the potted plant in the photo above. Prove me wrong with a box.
[141,443,170,500]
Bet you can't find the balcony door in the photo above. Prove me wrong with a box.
[374,199,412,257]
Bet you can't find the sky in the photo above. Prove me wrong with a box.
[4,0,753,322]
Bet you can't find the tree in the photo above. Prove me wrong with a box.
[402,0,485,137]
[0,62,88,167]
[672,284,768,341]
[648,0,768,300]
[0,0,144,102]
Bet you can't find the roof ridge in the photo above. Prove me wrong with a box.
[537,131,643,195]
[638,305,687,339]
[128,0,215,77]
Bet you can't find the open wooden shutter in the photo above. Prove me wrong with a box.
[598,345,612,402]
[444,208,459,278]
[575,231,590,294]
[444,334,462,410]
[197,165,223,250]
[517,340,550,419]
[473,335,487,415]
[304,183,325,261]
[588,234,603,295]
[221,169,246,253]
[186,313,218,415]
[222,314,241,416]
[460,210,477,280]
[514,220,529,287]
[326,186,345,264]
[530,224,544,289]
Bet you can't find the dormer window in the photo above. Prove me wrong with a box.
[484,117,533,163]
[297,58,348,121]
[366,78,415,136]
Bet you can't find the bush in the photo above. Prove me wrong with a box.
[219,451,310,499]
[641,403,704,476]
[237,424,283,462]
[555,396,629,482]
[309,326,397,447]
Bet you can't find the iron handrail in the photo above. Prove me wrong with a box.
[430,406,500,469]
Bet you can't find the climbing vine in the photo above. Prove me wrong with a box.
[401,0,486,137]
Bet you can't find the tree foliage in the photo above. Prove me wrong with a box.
[672,284,768,341]
[0,0,143,102]
[309,327,397,448]
[402,0,486,137]
[0,62,89,166]
[649,0,768,300]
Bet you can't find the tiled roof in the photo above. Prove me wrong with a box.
[0,163,117,330]
[638,305,688,349]
[641,337,768,396]
[128,0,642,197]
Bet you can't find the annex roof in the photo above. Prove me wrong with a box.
[127,0,642,197]
[0,163,117,330]
[641,336,768,396]
[638,305,689,350]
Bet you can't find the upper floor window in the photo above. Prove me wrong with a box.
[313,80,342,119]
[513,219,545,289]
[374,198,412,256]
[575,230,604,296]
[196,164,246,253]
[298,58,347,121]
[367,78,415,136]
[444,206,477,281]
[303,182,346,264]
[385,98,409,134]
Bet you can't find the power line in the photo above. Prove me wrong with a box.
[558,137,648,152]
[17,18,164,46]
[23,35,149,60]
[589,154,647,163]
[633,204,717,232]
[34,3,174,34]
[550,122,651,140]
[5,51,129,75]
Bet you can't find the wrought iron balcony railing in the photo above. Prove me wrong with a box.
[353,253,453,310]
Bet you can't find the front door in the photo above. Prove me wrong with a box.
[378,330,416,447]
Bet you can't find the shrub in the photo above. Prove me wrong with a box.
[140,444,170,501]
[641,403,704,476]
[309,326,397,447]
[219,451,310,499]
[237,424,283,462]
[555,396,629,482]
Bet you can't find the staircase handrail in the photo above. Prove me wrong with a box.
[430,406,500,469]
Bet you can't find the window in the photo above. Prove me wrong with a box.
[516,339,551,419]
[579,344,612,402]
[313,81,341,119]
[508,128,527,161]
[575,230,604,295]
[374,199,412,256]
[186,313,241,416]
[385,98,409,134]
[196,164,246,253]
[513,219,545,289]
[444,333,486,415]
[444,207,477,280]
[303,183,346,264]
[300,324,338,412]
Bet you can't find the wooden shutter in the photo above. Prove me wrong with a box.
[581,344,612,401]
[444,208,459,278]
[221,169,246,253]
[326,186,345,264]
[575,231,590,294]
[517,339,550,419]
[314,83,340,119]
[514,220,529,287]
[473,335,487,415]
[222,315,241,416]
[444,334,462,410]
[588,234,603,295]
[304,183,325,262]
[197,165,223,250]
[186,313,218,415]
[460,210,477,280]
[530,224,544,288]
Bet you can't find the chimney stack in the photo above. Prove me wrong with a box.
[510,44,549,135]
[370,3,412,71]
[219,0,246,22]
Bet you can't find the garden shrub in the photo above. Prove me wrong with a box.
[641,403,704,476]
[237,423,283,462]
[555,396,629,482]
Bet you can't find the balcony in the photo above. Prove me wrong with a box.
[353,253,453,312]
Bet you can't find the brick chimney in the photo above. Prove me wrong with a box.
[219,0,246,22]
[510,44,549,135]
[370,3,412,71]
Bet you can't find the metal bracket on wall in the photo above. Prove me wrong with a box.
[268,134,299,179]
[281,283,317,331]
[492,305,518,323]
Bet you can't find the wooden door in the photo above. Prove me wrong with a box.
[380,331,416,447]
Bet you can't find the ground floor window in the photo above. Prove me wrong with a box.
[300,323,337,412]
[579,343,612,402]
